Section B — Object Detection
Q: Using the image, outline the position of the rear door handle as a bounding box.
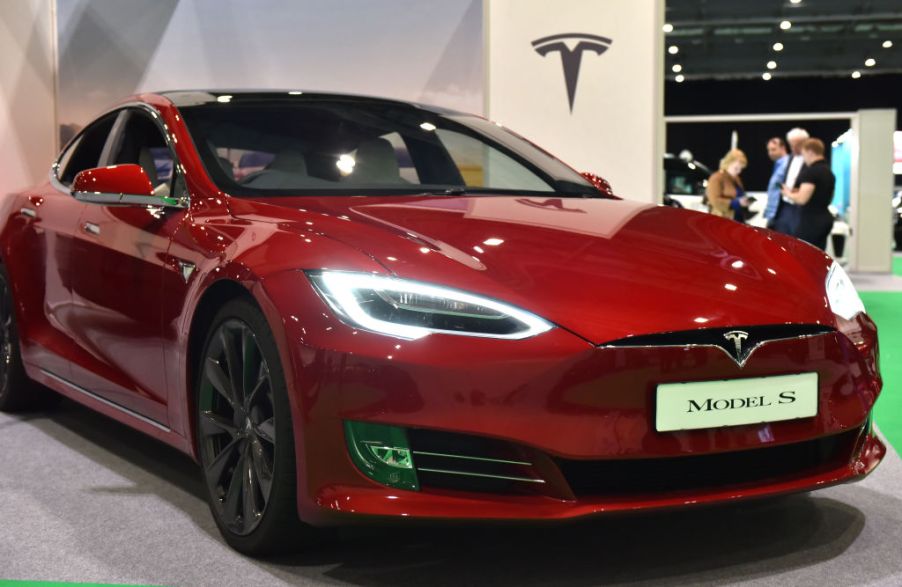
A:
[83,222,100,236]
[20,207,37,219]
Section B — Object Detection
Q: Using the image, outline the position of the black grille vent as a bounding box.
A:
[557,428,857,497]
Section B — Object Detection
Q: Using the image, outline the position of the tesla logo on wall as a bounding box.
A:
[531,33,613,112]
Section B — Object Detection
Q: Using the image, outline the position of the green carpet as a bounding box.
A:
[0,582,158,586]
[862,291,902,450]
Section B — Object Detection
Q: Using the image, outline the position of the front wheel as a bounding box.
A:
[196,297,309,555]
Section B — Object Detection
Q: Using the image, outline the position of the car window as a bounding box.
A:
[109,110,175,198]
[667,173,700,195]
[58,113,118,185]
[178,100,597,197]
[436,129,552,191]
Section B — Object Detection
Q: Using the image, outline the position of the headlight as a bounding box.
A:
[826,262,865,320]
[307,271,553,340]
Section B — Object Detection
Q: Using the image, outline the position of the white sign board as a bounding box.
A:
[485,0,664,202]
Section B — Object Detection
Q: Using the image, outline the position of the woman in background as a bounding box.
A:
[782,138,835,250]
[706,148,751,222]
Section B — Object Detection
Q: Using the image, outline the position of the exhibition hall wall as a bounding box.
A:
[0,0,57,203]
[55,0,485,141]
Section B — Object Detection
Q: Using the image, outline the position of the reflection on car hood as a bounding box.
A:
[233,194,835,344]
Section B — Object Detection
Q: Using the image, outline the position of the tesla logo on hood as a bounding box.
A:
[723,330,750,360]
[531,33,613,112]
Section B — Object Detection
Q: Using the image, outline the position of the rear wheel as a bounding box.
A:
[0,267,57,412]
[196,297,309,555]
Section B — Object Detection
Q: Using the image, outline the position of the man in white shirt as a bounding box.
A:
[770,127,808,236]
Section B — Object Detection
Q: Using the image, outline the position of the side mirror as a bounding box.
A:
[72,164,184,208]
[580,171,617,199]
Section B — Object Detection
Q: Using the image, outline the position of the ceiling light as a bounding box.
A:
[851,70,861,79]
[883,40,893,49]
[865,58,876,67]
[780,20,792,30]
[767,60,777,69]
[789,0,802,4]
[216,95,232,103]
[419,122,437,131]
[762,72,773,80]
[663,23,674,33]
[773,42,784,51]
[668,45,679,55]
[672,64,682,73]
[675,74,685,83]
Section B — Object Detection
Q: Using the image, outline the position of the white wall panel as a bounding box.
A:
[0,0,57,195]
[850,109,896,273]
[55,0,484,138]
[485,0,664,202]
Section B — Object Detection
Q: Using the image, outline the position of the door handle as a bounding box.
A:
[83,222,101,236]
[20,207,37,219]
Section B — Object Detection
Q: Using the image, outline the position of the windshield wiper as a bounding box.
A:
[417,186,468,196]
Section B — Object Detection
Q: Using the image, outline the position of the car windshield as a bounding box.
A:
[177,96,598,197]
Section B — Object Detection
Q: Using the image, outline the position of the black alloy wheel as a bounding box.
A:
[199,318,276,535]
[196,297,307,555]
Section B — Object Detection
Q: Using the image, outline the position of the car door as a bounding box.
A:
[5,114,119,380]
[68,106,187,426]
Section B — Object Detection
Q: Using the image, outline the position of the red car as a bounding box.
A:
[0,91,884,555]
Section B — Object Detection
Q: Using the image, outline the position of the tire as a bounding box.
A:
[0,266,57,412]
[195,297,310,555]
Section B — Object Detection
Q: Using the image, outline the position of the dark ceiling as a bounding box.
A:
[665,0,902,80]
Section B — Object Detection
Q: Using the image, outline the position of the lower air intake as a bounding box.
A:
[557,428,858,497]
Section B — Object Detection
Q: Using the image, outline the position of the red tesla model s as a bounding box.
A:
[0,91,884,554]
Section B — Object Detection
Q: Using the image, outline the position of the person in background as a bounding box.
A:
[781,138,835,250]
[772,127,809,235]
[706,148,751,222]
[763,137,789,229]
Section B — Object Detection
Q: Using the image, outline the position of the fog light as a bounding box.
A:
[344,421,419,490]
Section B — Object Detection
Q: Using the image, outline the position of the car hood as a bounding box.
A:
[232,194,835,344]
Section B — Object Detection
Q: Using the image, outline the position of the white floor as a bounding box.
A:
[2,399,902,586]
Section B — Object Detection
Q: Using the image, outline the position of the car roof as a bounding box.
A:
[156,90,468,116]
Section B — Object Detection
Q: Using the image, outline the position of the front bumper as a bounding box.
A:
[260,272,884,525]
[318,426,884,521]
